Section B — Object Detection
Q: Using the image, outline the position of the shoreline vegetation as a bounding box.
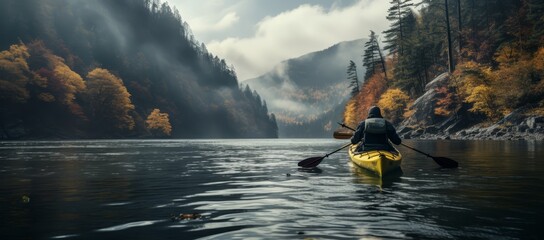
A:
[342,0,544,141]
[0,0,278,140]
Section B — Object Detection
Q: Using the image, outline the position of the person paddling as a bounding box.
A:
[350,106,402,152]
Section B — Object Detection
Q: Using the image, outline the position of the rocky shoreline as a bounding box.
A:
[397,73,544,141]
[399,116,544,140]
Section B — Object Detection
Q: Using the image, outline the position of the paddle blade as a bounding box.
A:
[333,130,353,139]
[432,156,459,168]
[298,156,325,168]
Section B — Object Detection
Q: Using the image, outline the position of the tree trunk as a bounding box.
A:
[445,0,455,73]
[377,42,388,85]
[457,0,462,52]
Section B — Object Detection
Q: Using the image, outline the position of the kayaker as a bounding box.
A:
[350,106,402,151]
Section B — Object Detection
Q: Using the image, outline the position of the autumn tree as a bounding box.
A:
[28,41,85,107]
[347,60,360,96]
[377,88,411,124]
[343,74,388,126]
[452,61,505,120]
[85,68,135,132]
[0,44,33,103]
[0,44,34,137]
[146,108,172,136]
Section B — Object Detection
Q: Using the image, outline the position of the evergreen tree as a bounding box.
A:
[383,0,414,56]
[362,31,387,82]
[347,60,360,96]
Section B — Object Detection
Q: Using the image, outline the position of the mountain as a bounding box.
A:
[244,39,366,137]
[0,0,277,139]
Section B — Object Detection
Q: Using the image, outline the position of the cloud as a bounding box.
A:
[206,0,390,81]
[190,12,240,32]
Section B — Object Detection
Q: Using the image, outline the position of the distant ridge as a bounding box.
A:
[244,39,367,137]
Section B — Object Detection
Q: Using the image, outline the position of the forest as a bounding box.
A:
[343,0,544,130]
[0,0,278,139]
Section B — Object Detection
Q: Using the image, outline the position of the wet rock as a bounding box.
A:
[425,126,439,134]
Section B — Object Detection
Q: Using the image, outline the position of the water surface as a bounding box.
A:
[0,139,542,239]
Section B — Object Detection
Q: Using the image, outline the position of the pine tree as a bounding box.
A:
[362,31,387,82]
[347,60,360,96]
[383,0,414,56]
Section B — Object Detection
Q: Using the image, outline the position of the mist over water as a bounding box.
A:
[0,139,542,239]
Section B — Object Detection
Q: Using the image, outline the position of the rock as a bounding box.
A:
[425,126,439,134]
[402,74,451,127]
[424,72,450,91]
[514,125,528,132]
[397,126,413,135]
[526,117,536,129]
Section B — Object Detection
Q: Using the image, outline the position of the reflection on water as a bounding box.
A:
[349,162,403,189]
[0,139,542,239]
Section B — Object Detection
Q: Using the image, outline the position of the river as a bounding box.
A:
[0,139,542,239]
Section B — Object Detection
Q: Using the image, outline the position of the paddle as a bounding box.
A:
[336,122,459,168]
[298,143,352,168]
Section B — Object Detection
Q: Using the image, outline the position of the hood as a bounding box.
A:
[367,106,383,118]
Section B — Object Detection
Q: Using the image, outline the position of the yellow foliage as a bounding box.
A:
[51,58,85,105]
[377,88,411,124]
[494,44,522,66]
[86,68,135,130]
[0,44,31,103]
[453,61,508,119]
[146,108,172,136]
[343,98,359,128]
[465,85,504,120]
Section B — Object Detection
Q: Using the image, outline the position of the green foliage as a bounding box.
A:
[383,0,415,56]
[350,0,544,126]
[363,31,387,81]
[347,60,360,96]
[0,0,278,139]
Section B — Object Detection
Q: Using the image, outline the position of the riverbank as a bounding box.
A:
[397,73,544,141]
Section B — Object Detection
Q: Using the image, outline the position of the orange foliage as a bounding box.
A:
[343,73,387,126]
[86,68,135,130]
[434,86,458,117]
[28,41,85,106]
[146,108,172,136]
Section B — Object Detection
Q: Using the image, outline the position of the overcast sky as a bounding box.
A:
[169,0,391,81]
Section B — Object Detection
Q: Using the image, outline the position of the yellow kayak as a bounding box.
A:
[348,145,402,177]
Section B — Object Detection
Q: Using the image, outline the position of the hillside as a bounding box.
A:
[0,0,278,139]
[342,0,544,140]
[245,39,365,137]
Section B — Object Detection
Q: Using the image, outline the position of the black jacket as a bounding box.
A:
[350,107,402,150]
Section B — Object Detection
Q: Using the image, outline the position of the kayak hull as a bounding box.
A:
[348,145,402,177]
